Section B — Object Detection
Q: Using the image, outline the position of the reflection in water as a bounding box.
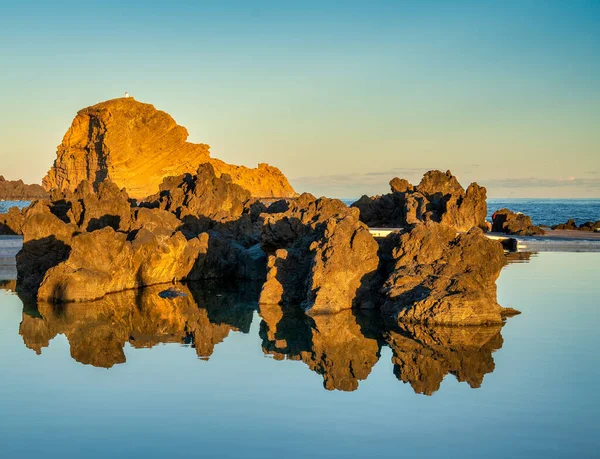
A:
[260,304,382,391]
[386,324,502,395]
[504,251,536,264]
[19,282,258,368]
[12,283,508,394]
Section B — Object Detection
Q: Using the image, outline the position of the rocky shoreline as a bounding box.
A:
[1,97,528,329]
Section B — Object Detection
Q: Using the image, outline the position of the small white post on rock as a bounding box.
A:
[124,92,130,98]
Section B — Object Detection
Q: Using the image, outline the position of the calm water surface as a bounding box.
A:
[0,252,598,458]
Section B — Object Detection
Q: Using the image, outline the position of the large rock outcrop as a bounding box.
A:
[16,174,266,301]
[258,195,379,314]
[352,170,487,232]
[0,176,48,200]
[42,97,296,199]
[380,222,516,326]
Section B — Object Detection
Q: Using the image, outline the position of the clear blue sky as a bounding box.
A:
[0,1,598,197]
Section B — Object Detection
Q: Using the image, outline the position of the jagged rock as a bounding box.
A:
[551,219,578,230]
[36,226,205,302]
[352,170,488,232]
[142,163,252,236]
[579,220,600,232]
[16,205,78,295]
[0,207,25,235]
[43,97,296,199]
[260,193,357,251]
[259,214,379,314]
[0,176,48,200]
[492,208,545,236]
[386,324,504,395]
[380,222,512,326]
[552,219,600,232]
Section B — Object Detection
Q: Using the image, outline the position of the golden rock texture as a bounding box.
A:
[42,98,296,199]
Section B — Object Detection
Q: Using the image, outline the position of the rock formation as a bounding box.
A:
[258,194,379,314]
[15,164,518,328]
[380,223,516,326]
[552,219,600,232]
[352,170,488,232]
[0,206,25,235]
[42,97,296,199]
[0,176,48,200]
[491,208,545,236]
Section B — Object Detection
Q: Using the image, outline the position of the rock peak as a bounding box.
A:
[43,98,296,199]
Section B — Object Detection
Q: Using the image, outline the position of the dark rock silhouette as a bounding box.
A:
[552,219,600,232]
[491,208,545,236]
[352,170,488,232]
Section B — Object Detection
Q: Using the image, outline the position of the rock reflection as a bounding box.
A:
[386,324,503,395]
[260,304,382,391]
[19,282,258,368]
[14,283,508,395]
[504,251,536,264]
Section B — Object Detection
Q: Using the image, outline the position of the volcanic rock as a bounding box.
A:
[259,213,379,314]
[552,219,600,232]
[352,170,487,232]
[0,207,25,235]
[142,162,252,236]
[36,226,205,302]
[0,176,48,200]
[380,222,511,326]
[260,193,357,251]
[42,97,296,199]
[492,208,545,236]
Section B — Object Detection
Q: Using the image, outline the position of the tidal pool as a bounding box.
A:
[0,252,598,458]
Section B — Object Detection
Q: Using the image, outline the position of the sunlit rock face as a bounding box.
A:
[258,194,379,314]
[18,283,257,368]
[42,97,296,199]
[352,170,487,232]
[380,222,513,326]
[15,172,266,301]
[386,324,504,395]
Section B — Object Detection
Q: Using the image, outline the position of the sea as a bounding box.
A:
[1,198,599,458]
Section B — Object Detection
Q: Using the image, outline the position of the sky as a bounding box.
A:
[0,0,599,198]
